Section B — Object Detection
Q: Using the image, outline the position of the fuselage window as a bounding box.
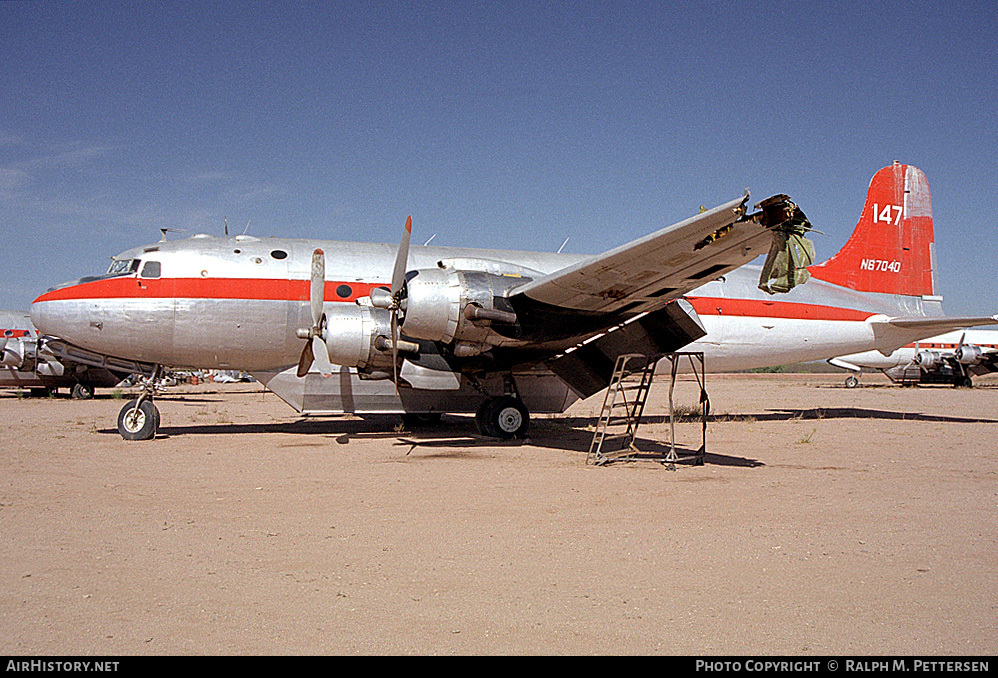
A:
[140,261,162,279]
[336,284,353,299]
[271,250,288,260]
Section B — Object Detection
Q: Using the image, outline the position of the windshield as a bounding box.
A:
[106,259,140,276]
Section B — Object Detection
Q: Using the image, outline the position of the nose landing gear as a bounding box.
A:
[116,366,162,441]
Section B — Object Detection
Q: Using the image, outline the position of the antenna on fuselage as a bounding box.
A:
[557,237,570,254]
[423,234,436,246]
[159,228,185,242]
[242,219,251,236]
[224,216,228,236]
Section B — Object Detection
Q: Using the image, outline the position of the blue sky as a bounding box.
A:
[2,1,996,317]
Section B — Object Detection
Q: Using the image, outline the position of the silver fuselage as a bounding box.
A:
[31,233,943,375]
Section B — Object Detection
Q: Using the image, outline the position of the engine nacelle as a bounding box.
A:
[955,344,984,365]
[401,267,522,348]
[913,350,942,369]
[1,337,29,369]
[320,306,397,371]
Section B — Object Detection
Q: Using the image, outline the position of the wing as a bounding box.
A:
[509,191,777,316]
[496,192,806,398]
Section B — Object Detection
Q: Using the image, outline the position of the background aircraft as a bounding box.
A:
[30,163,996,440]
[830,329,998,387]
[1,310,127,398]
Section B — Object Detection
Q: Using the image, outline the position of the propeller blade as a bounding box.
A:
[310,248,325,326]
[311,334,334,378]
[391,309,400,392]
[296,340,314,378]
[391,216,412,296]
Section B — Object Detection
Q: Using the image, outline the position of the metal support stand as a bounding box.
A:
[587,352,707,469]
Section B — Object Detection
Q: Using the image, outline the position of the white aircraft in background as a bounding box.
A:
[1,310,127,398]
[830,328,998,387]
[30,162,996,440]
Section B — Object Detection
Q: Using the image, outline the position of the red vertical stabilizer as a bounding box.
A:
[808,162,936,297]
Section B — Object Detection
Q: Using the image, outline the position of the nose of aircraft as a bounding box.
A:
[30,281,91,344]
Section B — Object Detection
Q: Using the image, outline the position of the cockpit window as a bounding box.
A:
[140,261,162,279]
[107,259,140,276]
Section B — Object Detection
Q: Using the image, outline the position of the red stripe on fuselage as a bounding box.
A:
[33,277,390,305]
[687,297,875,322]
[34,278,879,323]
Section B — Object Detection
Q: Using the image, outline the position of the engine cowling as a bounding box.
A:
[401,268,522,350]
[1,337,29,369]
[955,344,984,365]
[319,306,399,372]
[913,350,942,369]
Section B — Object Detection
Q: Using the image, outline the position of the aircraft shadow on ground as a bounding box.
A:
[94,405,994,466]
[94,413,763,467]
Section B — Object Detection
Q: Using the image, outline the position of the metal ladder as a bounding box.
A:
[587,352,708,468]
[587,353,659,465]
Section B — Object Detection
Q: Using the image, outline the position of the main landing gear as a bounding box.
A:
[117,366,162,441]
[475,396,530,439]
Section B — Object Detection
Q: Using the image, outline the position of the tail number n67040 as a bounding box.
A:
[860,258,901,272]
[872,203,903,225]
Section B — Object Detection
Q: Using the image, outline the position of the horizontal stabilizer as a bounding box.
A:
[878,314,998,331]
[869,314,998,355]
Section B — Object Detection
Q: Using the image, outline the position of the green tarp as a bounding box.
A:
[757,203,815,295]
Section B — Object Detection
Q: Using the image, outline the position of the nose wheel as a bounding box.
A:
[116,365,162,440]
[117,398,161,440]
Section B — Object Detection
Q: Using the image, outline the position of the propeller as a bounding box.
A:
[389,216,413,388]
[295,248,334,378]
[952,332,968,378]
[370,216,413,389]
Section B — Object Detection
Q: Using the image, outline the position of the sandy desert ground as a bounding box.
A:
[1,372,996,656]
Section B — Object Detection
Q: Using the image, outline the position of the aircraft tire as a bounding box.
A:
[71,382,95,400]
[476,396,529,440]
[844,376,859,389]
[117,398,160,441]
[955,376,973,388]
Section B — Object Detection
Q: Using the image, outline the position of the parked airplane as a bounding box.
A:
[829,328,998,387]
[30,162,996,440]
[1,310,127,398]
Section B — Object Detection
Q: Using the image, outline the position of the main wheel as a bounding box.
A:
[476,397,529,439]
[117,398,160,440]
[71,382,95,400]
